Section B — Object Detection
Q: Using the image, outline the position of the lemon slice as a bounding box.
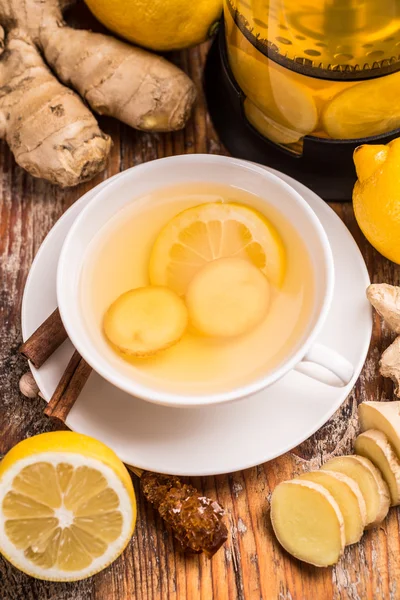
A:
[149,202,286,295]
[322,72,400,139]
[0,432,136,581]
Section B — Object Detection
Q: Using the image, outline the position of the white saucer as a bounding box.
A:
[21,168,372,476]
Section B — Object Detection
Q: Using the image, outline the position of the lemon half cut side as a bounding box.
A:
[0,432,136,581]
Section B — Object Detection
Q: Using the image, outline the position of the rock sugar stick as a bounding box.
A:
[0,0,196,186]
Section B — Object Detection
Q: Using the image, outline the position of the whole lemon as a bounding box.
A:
[353,139,400,264]
[84,0,222,51]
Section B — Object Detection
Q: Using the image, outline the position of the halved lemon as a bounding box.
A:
[0,432,136,581]
[149,202,286,296]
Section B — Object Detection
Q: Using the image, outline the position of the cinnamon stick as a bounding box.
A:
[20,308,68,368]
[21,309,228,556]
[44,350,92,424]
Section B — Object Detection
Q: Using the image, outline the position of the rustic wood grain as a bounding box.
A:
[1,20,400,600]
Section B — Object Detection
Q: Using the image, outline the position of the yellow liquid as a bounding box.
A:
[81,183,315,397]
[225,0,400,148]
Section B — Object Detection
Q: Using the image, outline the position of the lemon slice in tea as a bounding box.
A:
[149,202,286,295]
[0,432,136,581]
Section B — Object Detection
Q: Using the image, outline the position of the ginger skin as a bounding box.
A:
[0,0,196,186]
[367,284,400,334]
[380,337,400,397]
[367,283,400,396]
[0,30,111,186]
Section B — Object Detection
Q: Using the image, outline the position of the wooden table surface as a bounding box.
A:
[1,33,400,600]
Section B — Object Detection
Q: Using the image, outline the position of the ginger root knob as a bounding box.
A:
[367,283,400,396]
[380,337,400,398]
[367,284,400,334]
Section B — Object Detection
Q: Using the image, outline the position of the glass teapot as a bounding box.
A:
[223,0,400,155]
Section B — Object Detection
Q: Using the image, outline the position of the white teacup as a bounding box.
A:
[58,155,353,408]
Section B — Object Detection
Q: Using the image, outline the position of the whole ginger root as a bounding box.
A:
[367,283,400,396]
[0,0,196,186]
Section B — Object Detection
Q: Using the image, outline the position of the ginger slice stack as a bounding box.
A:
[270,401,400,567]
[297,470,367,546]
[355,428,400,506]
[271,283,400,567]
[321,455,390,527]
[271,480,345,567]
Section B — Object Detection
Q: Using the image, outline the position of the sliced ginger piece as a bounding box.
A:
[355,430,400,506]
[186,257,270,338]
[104,286,188,357]
[270,479,345,567]
[227,46,318,134]
[359,401,400,458]
[322,455,390,527]
[244,98,303,145]
[298,470,366,545]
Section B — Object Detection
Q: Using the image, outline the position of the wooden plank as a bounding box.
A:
[1,38,400,600]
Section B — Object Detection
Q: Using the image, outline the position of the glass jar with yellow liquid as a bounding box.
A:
[205,0,400,198]
[226,0,400,149]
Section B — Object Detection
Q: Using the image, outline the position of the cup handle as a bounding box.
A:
[295,342,354,387]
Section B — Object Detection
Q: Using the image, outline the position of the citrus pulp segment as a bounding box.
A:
[149,202,286,296]
[0,432,136,581]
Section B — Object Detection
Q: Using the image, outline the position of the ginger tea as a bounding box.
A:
[80,183,315,397]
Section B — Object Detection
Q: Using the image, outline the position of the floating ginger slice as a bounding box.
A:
[355,430,400,506]
[298,470,366,545]
[104,286,188,357]
[322,455,390,528]
[186,257,270,338]
[270,479,345,567]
